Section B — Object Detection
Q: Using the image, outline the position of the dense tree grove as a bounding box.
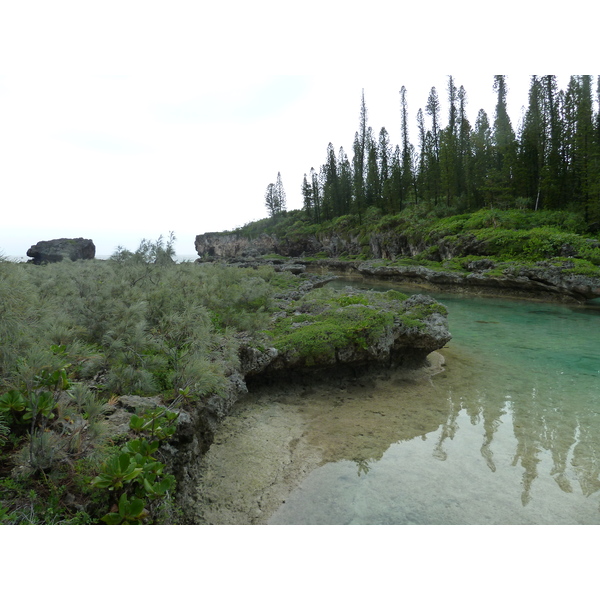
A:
[301,76,600,228]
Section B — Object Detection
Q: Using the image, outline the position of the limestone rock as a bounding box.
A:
[27,238,96,264]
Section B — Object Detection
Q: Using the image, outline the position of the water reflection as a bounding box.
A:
[266,280,600,524]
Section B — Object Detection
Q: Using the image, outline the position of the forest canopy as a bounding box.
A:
[299,76,600,228]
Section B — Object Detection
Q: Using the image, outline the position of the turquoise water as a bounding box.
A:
[269,282,600,524]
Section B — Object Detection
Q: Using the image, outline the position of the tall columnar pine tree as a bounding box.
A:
[264,172,286,218]
[575,75,598,223]
[416,107,428,201]
[471,109,494,207]
[337,147,353,216]
[440,76,459,205]
[518,76,545,208]
[275,172,287,213]
[389,145,403,211]
[378,127,394,212]
[540,75,563,208]
[301,75,599,225]
[322,143,340,221]
[365,127,381,210]
[399,86,414,206]
[491,75,517,203]
[264,183,278,217]
[457,85,472,203]
[301,173,314,220]
[425,86,442,203]
[310,167,322,224]
[353,90,368,222]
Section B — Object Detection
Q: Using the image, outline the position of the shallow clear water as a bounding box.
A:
[268,282,600,524]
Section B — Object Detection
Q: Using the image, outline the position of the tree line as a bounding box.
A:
[299,76,600,227]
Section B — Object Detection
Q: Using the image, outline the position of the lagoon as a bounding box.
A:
[196,281,600,525]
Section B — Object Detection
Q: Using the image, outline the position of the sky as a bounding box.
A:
[0,1,597,258]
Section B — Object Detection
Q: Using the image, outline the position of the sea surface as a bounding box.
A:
[266,280,600,524]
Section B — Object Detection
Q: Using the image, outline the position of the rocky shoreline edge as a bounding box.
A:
[99,272,452,522]
[207,256,600,303]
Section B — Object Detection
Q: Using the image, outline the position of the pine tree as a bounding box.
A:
[337,147,353,216]
[575,76,597,223]
[540,75,563,208]
[492,75,517,203]
[275,172,287,213]
[416,107,427,202]
[352,90,368,221]
[518,76,545,208]
[471,109,494,207]
[389,145,403,211]
[560,79,580,214]
[457,85,472,204]
[365,128,381,209]
[322,143,340,220]
[378,127,394,212]
[264,183,278,218]
[440,76,459,205]
[301,173,313,220]
[265,172,286,218]
[425,86,442,203]
[400,86,414,206]
[310,167,322,223]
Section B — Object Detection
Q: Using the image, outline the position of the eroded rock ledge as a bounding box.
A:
[154,282,451,520]
[215,256,600,302]
[351,260,600,302]
[195,231,600,302]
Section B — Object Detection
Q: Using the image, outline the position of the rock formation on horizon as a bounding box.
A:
[27,238,96,264]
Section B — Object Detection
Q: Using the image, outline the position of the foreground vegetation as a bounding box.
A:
[0,236,299,524]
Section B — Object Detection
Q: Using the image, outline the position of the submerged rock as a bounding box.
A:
[27,238,96,264]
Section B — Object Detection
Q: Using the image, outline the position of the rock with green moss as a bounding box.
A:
[247,288,451,377]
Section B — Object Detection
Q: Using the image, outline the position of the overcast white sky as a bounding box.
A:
[0,1,597,257]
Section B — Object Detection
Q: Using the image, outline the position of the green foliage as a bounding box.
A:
[267,289,402,365]
[101,492,147,525]
[384,290,409,301]
[0,412,9,447]
[128,408,178,440]
[1,234,306,524]
[91,451,145,491]
[335,294,369,307]
[0,390,27,426]
[91,407,177,524]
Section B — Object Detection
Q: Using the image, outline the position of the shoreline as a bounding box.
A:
[193,352,447,525]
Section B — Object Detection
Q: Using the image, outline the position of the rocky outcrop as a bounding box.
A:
[195,232,280,259]
[194,230,475,262]
[145,284,452,521]
[27,238,96,264]
[241,290,451,384]
[353,260,600,302]
[195,231,360,259]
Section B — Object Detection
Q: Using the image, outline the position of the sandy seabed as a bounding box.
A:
[193,352,448,525]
